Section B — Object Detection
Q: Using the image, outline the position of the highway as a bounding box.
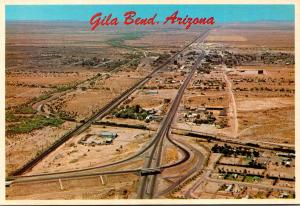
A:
[10,50,206,191]
[8,30,209,184]
[9,138,192,185]
[137,51,205,199]
[11,30,210,176]
[157,133,206,197]
[7,27,295,199]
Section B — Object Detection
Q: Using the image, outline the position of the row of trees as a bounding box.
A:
[112,104,149,120]
[211,144,259,157]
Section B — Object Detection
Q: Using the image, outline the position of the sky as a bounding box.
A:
[6,5,294,23]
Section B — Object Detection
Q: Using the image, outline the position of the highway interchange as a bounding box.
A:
[6,29,295,199]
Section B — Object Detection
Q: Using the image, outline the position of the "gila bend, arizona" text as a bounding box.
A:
[90,10,215,30]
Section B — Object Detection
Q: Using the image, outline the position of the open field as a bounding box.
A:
[6,85,52,108]
[207,24,294,50]
[6,173,139,199]
[125,30,199,49]
[228,65,295,144]
[5,22,295,200]
[27,126,151,175]
[6,121,77,176]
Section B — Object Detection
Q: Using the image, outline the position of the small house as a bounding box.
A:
[145,90,158,95]
[99,131,117,139]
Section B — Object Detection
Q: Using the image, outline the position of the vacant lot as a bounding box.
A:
[207,26,294,49]
[6,121,77,176]
[27,126,151,175]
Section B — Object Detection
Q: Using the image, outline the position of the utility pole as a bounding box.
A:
[99,175,105,185]
[58,179,64,190]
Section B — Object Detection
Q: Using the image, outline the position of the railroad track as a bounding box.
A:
[8,32,208,188]
[11,30,209,177]
[9,133,192,184]
[173,128,295,152]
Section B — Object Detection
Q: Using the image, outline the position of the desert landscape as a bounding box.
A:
[5,19,295,200]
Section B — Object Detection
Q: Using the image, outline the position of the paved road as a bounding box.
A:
[12,31,208,177]
[184,170,212,198]
[8,31,210,187]
[157,134,206,197]
[137,48,207,199]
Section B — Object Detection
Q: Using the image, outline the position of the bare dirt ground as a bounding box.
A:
[128,89,178,109]
[6,71,98,109]
[183,90,229,108]
[6,71,96,86]
[6,85,52,108]
[6,173,139,199]
[54,89,114,121]
[161,142,180,166]
[203,25,295,144]
[237,106,294,144]
[125,30,199,49]
[230,66,295,144]
[6,121,77,176]
[27,126,152,175]
[207,26,294,49]
[6,22,187,178]
[5,22,295,200]
[175,67,232,136]
[237,97,294,112]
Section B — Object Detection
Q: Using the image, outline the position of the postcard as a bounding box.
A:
[1,1,299,204]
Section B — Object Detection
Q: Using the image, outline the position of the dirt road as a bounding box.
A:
[223,71,238,137]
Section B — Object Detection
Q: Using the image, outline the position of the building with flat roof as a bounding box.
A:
[99,131,117,139]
